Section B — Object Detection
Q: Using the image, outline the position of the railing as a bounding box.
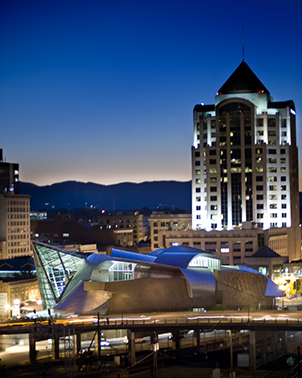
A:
[1,312,302,334]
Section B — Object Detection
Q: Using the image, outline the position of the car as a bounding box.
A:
[100,337,110,347]
[123,336,146,344]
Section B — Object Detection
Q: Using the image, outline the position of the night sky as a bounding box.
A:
[1,0,302,188]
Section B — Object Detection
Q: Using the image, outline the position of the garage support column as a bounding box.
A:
[76,332,81,354]
[249,331,257,370]
[52,332,60,360]
[194,330,200,353]
[283,331,288,356]
[271,332,277,362]
[172,331,180,352]
[29,333,37,363]
[260,334,267,365]
[127,330,136,365]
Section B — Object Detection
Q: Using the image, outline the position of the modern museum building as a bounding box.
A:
[32,241,281,315]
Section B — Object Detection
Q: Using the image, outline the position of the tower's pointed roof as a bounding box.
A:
[218,60,270,95]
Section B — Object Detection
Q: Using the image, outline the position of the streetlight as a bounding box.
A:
[12,298,21,318]
[5,304,10,319]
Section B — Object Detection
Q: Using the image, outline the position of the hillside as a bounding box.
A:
[19,180,192,211]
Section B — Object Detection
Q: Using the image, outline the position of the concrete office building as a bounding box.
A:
[98,213,145,246]
[190,60,300,261]
[0,194,31,259]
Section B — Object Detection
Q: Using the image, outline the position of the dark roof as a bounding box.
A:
[218,61,270,95]
[193,104,215,113]
[268,100,295,110]
[251,245,281,258]
[0,257,35,271]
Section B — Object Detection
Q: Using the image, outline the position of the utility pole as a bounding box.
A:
[97,312,101,369]
[229,330,233,378]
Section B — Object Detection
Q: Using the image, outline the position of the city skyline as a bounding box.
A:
[1,0,302,189]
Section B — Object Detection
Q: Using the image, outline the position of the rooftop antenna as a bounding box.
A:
[242,26,245,61]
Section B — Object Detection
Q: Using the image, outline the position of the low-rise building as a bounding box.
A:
[98,212,144,245]
[149,211,191,250]
[157,225,297,265]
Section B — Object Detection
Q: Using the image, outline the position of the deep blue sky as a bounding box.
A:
[1,0,302,188]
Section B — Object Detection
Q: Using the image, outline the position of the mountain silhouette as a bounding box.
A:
[19,180,191,211]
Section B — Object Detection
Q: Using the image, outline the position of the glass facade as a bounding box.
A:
[108,261,136,281]
[188,255,221,271]
[32,241,86,309]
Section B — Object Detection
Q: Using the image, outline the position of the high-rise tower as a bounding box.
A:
[0,149,19,194]
[191,61,299,259]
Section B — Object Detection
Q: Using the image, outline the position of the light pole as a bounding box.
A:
[12,298,20,318]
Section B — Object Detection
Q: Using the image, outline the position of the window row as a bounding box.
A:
[8,200,29,206]
[8,221,28,226]
[8,208,29,213]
